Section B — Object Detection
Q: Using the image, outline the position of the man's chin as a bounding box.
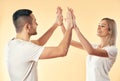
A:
[30,32,37,35]
[33,32,37,35]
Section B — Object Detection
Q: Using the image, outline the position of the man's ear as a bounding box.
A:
[24,23,31,32]
[24,23,31,30]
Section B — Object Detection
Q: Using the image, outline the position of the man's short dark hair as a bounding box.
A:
[13,9,32,33]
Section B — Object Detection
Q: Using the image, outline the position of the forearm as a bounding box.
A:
[70,40,84,49]
[74,27,94,53]
[61,25,83,49]
[61,24,66,34]
[58,27,73,56]
[37,23,58,45]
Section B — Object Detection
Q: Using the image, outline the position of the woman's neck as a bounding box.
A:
[99,36,110,48]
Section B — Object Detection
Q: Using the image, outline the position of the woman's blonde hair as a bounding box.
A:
[101,18,117,46]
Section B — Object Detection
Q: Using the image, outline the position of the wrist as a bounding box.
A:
[61,23,64,27]
[74,26,79,30]
[67,26,73,30]
[53,22,58,27]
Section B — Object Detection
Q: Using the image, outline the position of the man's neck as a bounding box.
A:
[16,33,30,41]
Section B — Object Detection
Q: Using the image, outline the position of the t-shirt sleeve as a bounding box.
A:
[103,46,118,58]
[22,42,44,62]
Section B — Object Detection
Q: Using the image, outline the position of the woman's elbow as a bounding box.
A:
[87,50,95,55]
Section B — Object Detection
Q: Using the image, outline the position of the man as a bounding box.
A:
[6,7,74,81]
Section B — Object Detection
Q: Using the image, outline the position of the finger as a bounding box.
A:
[64,18,66,22]
[66,10,72,19]
[56,6,62,14]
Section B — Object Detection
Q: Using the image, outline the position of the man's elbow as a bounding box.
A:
[59,49,68,57]
[61,52,67,57]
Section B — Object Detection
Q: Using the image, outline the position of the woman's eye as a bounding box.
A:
[101,26,105,27]
[99,25,105,27]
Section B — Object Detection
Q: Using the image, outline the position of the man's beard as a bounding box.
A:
[29,31,37,35]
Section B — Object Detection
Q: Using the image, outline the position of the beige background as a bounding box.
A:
[0,0,120,81]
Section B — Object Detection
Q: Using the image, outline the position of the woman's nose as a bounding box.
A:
[98,25,100,29]
[36,22,38,26]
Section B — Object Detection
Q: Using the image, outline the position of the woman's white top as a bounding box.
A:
[86,44,118,81]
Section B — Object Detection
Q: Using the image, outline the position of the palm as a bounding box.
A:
[66,8,74,28]
[56,7,63,26]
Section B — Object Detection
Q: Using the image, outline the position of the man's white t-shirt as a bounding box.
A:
[86,44,118,81]
[6,39,44,81]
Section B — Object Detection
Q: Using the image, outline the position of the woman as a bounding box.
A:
[61,10,118,81]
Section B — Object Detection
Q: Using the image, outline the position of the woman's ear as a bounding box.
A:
[109,31,112,35]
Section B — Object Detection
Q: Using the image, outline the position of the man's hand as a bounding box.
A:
[55,7,63,26]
